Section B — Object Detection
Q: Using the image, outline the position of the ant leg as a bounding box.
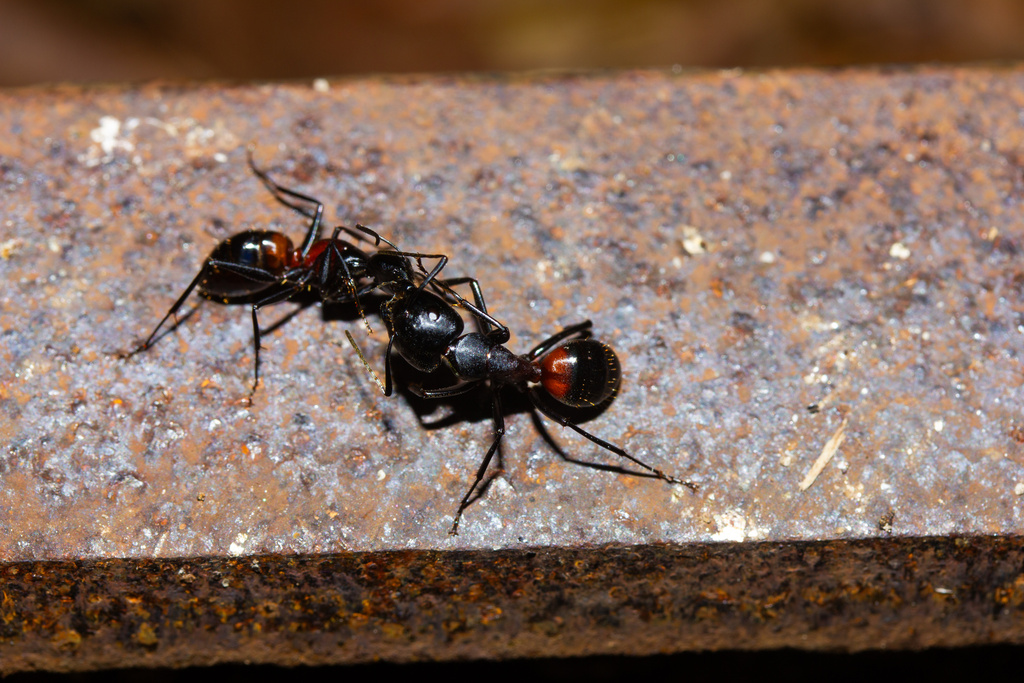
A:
[204,259,286,286]
[450,391,506,536]
[377,248,506,333]
[345,331,396,396]
[349,242,500,335]
[124,267,210,357]
[367,248,449,292]
[336,223,399,250]
[413,251,447,288]
[438,276,509,342]
[382,250,508,336]
[528,391,698,491]
[409,379,482,400]
[246,149,324,258]
[127,260,284,359]
[246,283,306,398]
[328,223,399,250]
[525,320,594,361]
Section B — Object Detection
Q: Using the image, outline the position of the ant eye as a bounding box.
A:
[428,310,440,322]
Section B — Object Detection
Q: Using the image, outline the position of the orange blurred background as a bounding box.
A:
[3,0,1024,86]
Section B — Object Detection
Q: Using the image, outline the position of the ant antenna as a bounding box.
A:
[327,226,374,335]
[345,330,389,395]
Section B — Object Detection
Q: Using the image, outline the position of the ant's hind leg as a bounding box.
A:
[525,320,594,361]
[123,267,210,358]
[529,391,698,491]
[450,392,506,536]
[126,260,283,360]
[246,149,324,257]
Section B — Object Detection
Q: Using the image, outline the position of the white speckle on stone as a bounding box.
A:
[889,242,911,260]
[228,532,248,556]
[681,226,707,255]
[711,509,747,542]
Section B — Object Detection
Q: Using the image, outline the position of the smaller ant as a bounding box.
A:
[347,282,698,535]
[124,150,499,399]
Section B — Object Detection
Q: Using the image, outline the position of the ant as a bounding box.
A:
[124,150,500,399]
[346,280,698,535]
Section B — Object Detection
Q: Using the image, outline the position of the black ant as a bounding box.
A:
[124,151,500,399]
[346,281,698,535]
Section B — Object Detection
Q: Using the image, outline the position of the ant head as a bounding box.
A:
[369,251,414,286]
[385,288,465,373]
[539,339,621,408]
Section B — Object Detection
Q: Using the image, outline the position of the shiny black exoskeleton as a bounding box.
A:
[124,151,486,399]
[350,283,696,535]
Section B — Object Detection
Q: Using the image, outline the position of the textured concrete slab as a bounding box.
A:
[1,67,1024,669]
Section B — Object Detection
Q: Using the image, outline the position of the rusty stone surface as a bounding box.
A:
[1,68,1024,667]
[4,538,1024,673]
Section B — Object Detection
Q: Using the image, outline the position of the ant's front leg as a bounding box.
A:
[365,244,506,338]
[320,234,374,334]
[379,247,506,333]
[343,223,400,250]
[438,276,510,343]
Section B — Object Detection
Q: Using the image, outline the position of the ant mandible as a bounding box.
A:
[124,149,496,400]
[346,281,698,535]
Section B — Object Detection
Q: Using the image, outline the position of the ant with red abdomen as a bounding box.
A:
[123,150,499,400]
[346,281,698,535]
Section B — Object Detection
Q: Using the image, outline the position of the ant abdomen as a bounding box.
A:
[539,339,621,408]
[212,230,295,271]
[200,230,295,301]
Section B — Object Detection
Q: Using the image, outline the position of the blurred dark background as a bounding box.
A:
[3,0,1024,86]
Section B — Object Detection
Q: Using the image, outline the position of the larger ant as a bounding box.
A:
[124,151,499,399]
[346,280,698,535]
